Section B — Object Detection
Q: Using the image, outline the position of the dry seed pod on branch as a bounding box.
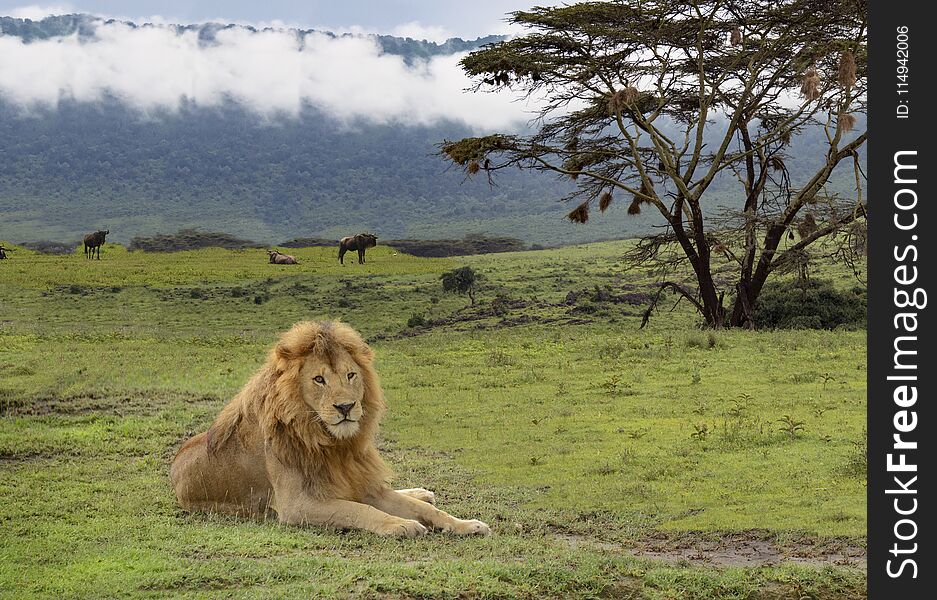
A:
[840,113,857,132]
[607,86,640,115]
[599,191,613,212]
[627,181,653,215]
[800,67,821,101]
[567,202,590,223]
[838,51,856,90]
[730,26,742,46]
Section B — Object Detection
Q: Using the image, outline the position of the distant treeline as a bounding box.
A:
[21,230,529,257]
[279,235,526,256]
[278,238,337,248]
[383,235,526,257]
[19,240,78,255]
[127,229,265,252]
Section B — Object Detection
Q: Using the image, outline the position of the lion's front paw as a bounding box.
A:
[380,518,428,538]
[406,488,436,504]
[445,519,491,536]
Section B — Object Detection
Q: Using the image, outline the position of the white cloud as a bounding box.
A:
[390,21,453,43]
[0,18,539,130]
[6,4,73,19]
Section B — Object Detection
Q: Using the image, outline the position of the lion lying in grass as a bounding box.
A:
[170,321,490,537]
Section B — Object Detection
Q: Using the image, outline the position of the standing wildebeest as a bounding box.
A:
[268,250,299,265]
[83,230,109,260]
[338,233,378,265]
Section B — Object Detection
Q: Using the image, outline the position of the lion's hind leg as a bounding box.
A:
[170,432,270,519]
[395,488,435,504]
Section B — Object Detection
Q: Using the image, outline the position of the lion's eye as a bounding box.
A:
[347,372,356,381]
[313,375,326,385]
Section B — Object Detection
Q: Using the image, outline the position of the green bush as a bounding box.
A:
[440,266,478,304]
[753,279,866,330]
[407,313,427,328]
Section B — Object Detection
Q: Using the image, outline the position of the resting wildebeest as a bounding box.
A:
[83,230,109,260]
[268,250,299,265]
[0,245,9,259]
[338,233,378,265]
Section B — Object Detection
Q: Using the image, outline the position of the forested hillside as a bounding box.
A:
[0,15,865,247]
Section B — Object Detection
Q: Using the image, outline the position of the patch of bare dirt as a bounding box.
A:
[0,451,49,464]
[370,310,594,343]
[0,390,221,417]
[555,530,865,569]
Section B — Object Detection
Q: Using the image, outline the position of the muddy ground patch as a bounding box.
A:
[0,389,221,417]
[556,529,865,569]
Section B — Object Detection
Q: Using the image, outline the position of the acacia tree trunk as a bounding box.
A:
[666,204,727,329]
[729,224,781,327]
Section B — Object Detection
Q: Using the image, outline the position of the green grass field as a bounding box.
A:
[0,241,866,599]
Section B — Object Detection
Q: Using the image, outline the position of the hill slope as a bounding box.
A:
[0,14,864,246]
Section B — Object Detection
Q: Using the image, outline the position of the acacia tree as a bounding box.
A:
[440,0,866,328]
[441,266,478,305]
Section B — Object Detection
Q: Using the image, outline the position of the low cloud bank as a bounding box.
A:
[0,17,537,129]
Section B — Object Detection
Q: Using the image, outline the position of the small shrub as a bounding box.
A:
[707,332,718,349]
[591,463,618,476]
[753,279,866,330]
[691,423,710,441]
[778,414,806,439]
[407,313,427,328]
[599,340,628,359]
[843,434,867,477]
[487,348,517,366]
[601,374,621,394]
[686,331,720,350]
[690,368,702,385]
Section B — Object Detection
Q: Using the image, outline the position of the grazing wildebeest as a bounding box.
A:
[268,250,299,265]
[338,233,378,265]
[83,230,109,260]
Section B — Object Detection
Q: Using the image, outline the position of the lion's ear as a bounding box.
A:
[274,321,323,361]
[351,340,374,365]
[331,322,374,365]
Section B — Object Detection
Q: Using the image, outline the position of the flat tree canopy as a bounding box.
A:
[441,266,478,304]
[441,0,866,328]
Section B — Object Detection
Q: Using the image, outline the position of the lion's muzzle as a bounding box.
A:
[334,402,356,418]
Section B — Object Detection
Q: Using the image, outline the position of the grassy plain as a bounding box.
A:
[0,240,866,599]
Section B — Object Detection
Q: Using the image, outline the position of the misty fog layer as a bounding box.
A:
[0,17,535,129]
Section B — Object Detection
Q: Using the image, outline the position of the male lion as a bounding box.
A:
[170,321,490,537]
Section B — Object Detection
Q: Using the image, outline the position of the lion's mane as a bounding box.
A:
[194,321,390,501]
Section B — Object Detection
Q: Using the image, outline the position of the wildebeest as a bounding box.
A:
[83,230,109,260]
[268,250,299,265]
[338,233,378,264]
[0,245,9,259]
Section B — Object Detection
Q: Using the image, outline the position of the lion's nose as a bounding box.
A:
[334,402,355,417]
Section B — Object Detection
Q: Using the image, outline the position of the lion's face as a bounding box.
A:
[298,347,366,440]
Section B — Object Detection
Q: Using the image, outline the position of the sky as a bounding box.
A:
[0,2,570,129]
[0,1,563,40]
